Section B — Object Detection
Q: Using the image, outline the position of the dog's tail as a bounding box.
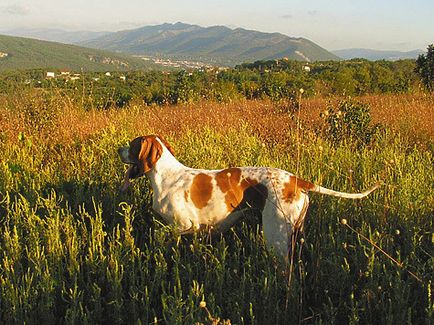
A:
[309,182,381,199]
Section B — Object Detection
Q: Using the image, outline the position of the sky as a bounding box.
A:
[0,0,433,51]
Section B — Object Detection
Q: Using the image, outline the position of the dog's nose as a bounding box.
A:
[118,147,133,164]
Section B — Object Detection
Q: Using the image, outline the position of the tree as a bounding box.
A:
[415,44,434,91]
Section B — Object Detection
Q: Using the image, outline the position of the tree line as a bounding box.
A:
[0,57,428,109]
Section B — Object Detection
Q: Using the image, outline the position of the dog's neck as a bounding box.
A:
[146,144,188,193]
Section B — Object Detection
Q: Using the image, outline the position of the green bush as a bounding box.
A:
[322,99,381,146]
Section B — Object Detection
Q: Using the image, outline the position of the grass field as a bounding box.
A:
[0,89,433,324]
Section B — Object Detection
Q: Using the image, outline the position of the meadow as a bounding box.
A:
[0,88,433,324]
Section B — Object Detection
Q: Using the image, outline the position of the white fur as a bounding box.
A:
[121,136,378,261]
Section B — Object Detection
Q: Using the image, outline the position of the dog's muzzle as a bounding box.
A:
[118,147,133,164]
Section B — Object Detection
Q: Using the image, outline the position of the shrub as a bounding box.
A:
[322,99,380,146]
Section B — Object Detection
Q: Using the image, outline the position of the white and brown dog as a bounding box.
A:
[119,135,379,260]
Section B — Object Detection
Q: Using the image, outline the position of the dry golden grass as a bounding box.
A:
[299,93,434,142]
[364,93,434,143]
[1,92,432,147]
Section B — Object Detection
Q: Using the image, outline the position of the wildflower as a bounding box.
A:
[18,132,25,141]
[299,88,305,94]
[318,145,323,151]
[199,301,207,308]
[341,218,348,225]
[395,229,400,235]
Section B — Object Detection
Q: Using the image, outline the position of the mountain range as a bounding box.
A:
[77,22,339,65]
[1,27,111,45]
[0,23,424,71]
[0,34,153,72]
[332,48,423,61]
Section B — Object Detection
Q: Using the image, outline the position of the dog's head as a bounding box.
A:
[118,135,174,191]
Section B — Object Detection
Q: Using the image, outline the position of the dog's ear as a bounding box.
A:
[138,136,163,173]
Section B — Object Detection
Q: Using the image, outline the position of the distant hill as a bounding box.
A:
[0,34,153,72]
[80,22,339,65]
[332,48,423,61]
[1,28,111,44]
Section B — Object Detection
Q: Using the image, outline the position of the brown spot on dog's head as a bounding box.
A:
[118,134,174,190]
[127,135,163,176]
[282,176,315,203]
[190,173,213,209]
[216,168,267,212]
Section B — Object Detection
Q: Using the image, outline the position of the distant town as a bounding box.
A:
[40,55,228,82]
[135,55,217,70]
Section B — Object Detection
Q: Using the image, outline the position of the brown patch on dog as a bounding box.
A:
[128,135,163,176]
[190,173,213,209]
[184,190,189,202]
[216,168,267,212]
[282,176,315,203]
[215,168,242,209]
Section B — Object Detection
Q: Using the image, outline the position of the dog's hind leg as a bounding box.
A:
[262,205,292,263]
[262,195,310,263]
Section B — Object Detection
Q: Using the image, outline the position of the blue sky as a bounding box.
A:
[0,0,432,51]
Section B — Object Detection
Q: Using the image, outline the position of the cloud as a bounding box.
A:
[307,10,318,16]
[281,14,293,20]
[2,3,30,15]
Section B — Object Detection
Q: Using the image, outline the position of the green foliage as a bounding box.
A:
[415,44,434,91]
[0,58,419,109]
[0,34,154,72]
[322,99,380,146]
[0,101,433,323]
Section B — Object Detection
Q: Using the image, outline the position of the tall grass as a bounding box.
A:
[0,90,433,324]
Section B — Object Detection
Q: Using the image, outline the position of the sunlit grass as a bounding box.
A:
[0,90,433,323]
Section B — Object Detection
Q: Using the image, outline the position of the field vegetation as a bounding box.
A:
[0,68,433,323]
